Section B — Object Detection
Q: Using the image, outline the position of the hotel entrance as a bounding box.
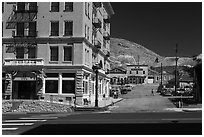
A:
[13,81,37,99]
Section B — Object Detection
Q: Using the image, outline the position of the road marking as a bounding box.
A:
[20,117,58,120]
[162,118,202,121]
[3,119,47,122]
[2,123,34,126]
[39,114,70,117]
[93,111,111,113]
[2,128,18,131]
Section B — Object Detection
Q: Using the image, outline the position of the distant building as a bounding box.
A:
[2,2,114,106]
[179,73,193,88]
[126,65,148,84]
[109,67,127,85]
[148,68,174,85]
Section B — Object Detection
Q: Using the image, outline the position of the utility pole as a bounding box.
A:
[95,69,98,107]
[160,62,163,87]
[92,63,101,107]
[175,44,178,94]
[137,55,140,65]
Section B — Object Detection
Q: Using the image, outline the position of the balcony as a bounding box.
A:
[103,14,110,23]
[4,58,44,70]
[92,18,102,28]
[103,32,110,40]
[12,30,38,37]
[94,40,101,49]
[13,4,38,13]
[93,2,102,8]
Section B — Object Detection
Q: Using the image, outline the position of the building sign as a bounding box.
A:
[4,59,44,66]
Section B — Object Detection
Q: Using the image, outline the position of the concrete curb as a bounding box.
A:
[182,108,202,112]
[73,98,124,112]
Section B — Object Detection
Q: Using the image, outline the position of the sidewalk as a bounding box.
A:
[73,97,123,111]
[182,104,202,112]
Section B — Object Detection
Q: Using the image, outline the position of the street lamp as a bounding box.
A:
[92,63,102,107]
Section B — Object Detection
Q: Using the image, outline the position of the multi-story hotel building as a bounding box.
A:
[2,2,114,105]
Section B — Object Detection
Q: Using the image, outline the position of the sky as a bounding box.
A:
[110,2,202,57]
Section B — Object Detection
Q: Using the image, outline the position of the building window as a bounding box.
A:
[28,46,36,58]
[45,80,58,93]
[51,2,59,12]
[91,81,95,95]
[83,81,88,94]
[87,2,90,19]
[28,22,37,37]
[2,2,4,13]
[64,46,72,61]
[64,21,73,36]
[64,2,73,12]
[99,81,102,95]
[16,47,24,59]
[50,46,58,61]
[16,22,24,36]
[85,2,88,16]
[17,2,25,11]
[87,26,89,40]
[85,25,87,38]
[50,21,59,36]
[62,80,75,94]
[143,71,145,74]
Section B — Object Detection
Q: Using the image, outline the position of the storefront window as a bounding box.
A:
[62,80,75,94]
[92,82,95,95]
[45,80,58,93]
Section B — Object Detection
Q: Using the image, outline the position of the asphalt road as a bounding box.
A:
[3,110,202,135]
[20,112,202,135]
[109,84,176,112]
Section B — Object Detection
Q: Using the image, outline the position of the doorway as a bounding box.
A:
[13,81,36,99]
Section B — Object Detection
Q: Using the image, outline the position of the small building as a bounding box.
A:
[126,65,148,84]
[148,69,174,85]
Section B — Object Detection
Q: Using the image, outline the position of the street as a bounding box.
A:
[109,84,176,113]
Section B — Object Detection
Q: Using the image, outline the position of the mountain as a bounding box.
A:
[110,38,199,69]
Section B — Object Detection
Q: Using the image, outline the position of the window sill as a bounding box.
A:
[63,10,73,12]
[63,35,73,37]
[49,10,59,12]
[49,35,59,37]
[49,61,58,64]
[62,61,72,64]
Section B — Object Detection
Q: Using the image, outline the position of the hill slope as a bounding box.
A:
[110,38,198,69]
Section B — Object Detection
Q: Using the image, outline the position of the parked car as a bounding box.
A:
[120,86,128,94]
[176,88,185,96]
[125,85,132,92]
[161,88,172,96]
